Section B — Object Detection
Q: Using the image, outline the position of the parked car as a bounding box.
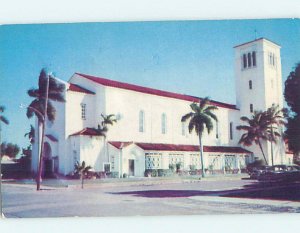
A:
[258,165,300,182]
[248,165,271,179]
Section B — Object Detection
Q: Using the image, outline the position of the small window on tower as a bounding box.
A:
[250,104,253,113]
[81,103,86,120]
[247,53,252,67]
[252,51,256,66]
[243,54,247,69]
[249,80,252,90]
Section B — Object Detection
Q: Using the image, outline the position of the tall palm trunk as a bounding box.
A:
[81,172,84,189]
[258,139,268,165]
[36,76,49,191]
[37,121,46,190]
[199,133,205,178]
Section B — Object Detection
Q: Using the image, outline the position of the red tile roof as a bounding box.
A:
[109,141,133,149]
[69,128,99,136]
[68,83,95,95]
[74,73,238,110]
[108,141,252,154]
[45,134,58,142]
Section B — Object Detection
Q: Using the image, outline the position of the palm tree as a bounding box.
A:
[0,105,9,217]
[264,104,286,165]
[27,68,65,190]
[74,161,92,189]
[236,107,285,165]
[181,97,218,178]
[95,114,117,164]
[101,114,117,127]
[24,124,35,144]
[0,106,9,158]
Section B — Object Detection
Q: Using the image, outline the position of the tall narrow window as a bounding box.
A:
[229,122,233,140]
[139,110,145,132]
[249,80,252,90]
[243,54,247,68]
[252,51,256,66]
[250,104,253,113]
[181,122,186,136]
[216,121,219,139]
[247,53,252,67]
[161,113,167,134]
[81,103,86,120]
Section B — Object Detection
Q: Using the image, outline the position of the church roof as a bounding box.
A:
[73,73,238,110]
[69,128,100,136]
[108,141,252,154]
[68,83,95,95]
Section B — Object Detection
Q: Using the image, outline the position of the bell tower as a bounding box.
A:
[234,38,285,164]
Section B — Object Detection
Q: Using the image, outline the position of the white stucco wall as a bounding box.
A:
[103,85,239,147]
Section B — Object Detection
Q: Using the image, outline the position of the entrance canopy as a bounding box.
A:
[108,141,252,154]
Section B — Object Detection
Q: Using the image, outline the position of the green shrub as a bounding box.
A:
[169,164,175,172]
[109,172,119,178]
[151,169,158,177]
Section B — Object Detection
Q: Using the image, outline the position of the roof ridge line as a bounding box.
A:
[74,72,238,110]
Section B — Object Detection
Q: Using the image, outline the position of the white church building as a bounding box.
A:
[32,38,290,177]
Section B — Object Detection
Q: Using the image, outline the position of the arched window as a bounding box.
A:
[249,80,252,90]
[161,113,167,134]
[243,54,247,68]
[247,53,252,67]
[139,110,145,132]
[252,51,256,66]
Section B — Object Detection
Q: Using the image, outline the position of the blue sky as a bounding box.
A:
[0,19,299,155]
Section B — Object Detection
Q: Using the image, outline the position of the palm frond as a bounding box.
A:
[0,116,9,125]
[204,110,218,122]
[199,97,210,109]
[47,101,56,122]
[27,88,40,98]
[181,112,193,122]
[0,105,5,112]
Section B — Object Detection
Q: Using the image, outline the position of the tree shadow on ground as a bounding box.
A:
[110,181,300,201]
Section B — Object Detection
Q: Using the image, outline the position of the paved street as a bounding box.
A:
[2,178,300,218]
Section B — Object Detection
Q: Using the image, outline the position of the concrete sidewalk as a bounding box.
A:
[2,174,249,189]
